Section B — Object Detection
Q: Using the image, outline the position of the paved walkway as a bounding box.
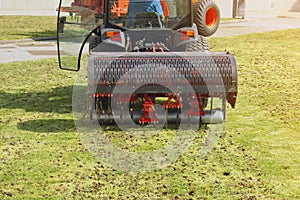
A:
[0,39,57,63]
[213,17,300,37]
[0,15,300,63]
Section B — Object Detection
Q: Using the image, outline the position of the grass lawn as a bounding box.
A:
[0,16,57,40]
[0,15,238,41]
[0,29,299,199]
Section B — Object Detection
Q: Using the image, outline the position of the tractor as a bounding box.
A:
[57,0,238,128]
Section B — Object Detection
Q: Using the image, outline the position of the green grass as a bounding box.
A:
[209,28,300,198]
[0,29,300,199]
[0,16,57,40]
[0,15,241,41]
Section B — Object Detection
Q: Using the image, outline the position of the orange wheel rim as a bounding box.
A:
[205,7,218,28]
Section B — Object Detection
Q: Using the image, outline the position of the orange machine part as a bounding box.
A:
[205,7,218,28]
[111,0,129,17]
[111,0,169,17]
[71,0,103,9]
[160,0,169,16]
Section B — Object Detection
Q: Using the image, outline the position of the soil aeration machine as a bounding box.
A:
[57,0,238,127]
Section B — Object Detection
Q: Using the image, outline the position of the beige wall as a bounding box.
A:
[0,0,299,18]
[0,0,59,11]
[290,0,300,11]
[214,0,299,19]
[1,0,235,17]
[244,0,298,18]
[215,0,234,18]
[245,0,296,12]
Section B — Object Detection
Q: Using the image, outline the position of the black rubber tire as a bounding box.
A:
[89,35,101,52]
[185,35,209,52]
[185,35,209,111]
[193,0,220,37]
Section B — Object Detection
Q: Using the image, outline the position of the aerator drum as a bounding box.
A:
[88,52,237,127]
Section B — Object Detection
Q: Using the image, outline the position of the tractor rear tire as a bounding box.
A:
[89,35,101,52]
[185,35,209,118]
[185,36,209,52]
[193,0,220,37]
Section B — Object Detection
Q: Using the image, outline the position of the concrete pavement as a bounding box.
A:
[213,16,300,38]
[0,39,57,63]
[0,14,300,63]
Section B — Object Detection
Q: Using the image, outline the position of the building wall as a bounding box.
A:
[245,0,296,12]
[207,0,298,19]
[244,0,298,18]
[1,0,234,17]
[0,0,60,11]
[0,0,299,18]
[215,0,234,18]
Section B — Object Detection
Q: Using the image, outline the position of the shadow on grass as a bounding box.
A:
[17,119,75,133]
[15,31,57,40]
[0,86,73,114]
[0,86,81,132]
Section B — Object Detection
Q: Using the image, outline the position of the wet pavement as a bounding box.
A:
[0,14,300,63]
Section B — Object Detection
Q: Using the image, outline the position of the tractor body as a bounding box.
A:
[57,0,237,127]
